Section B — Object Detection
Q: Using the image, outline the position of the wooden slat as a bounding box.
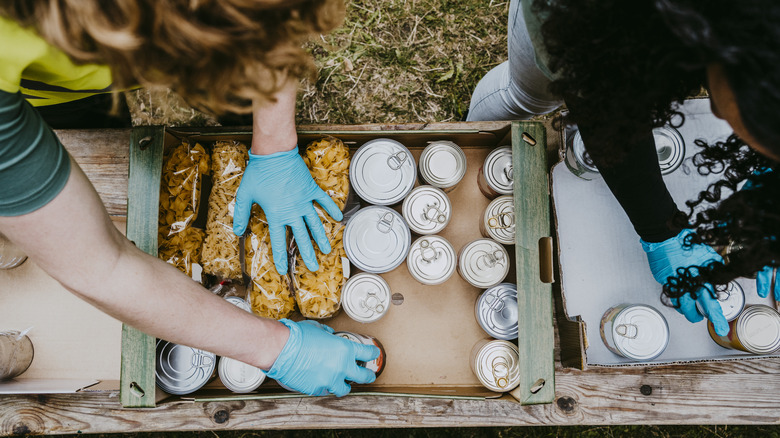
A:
[511,122,555,405]
[119,126,165,408]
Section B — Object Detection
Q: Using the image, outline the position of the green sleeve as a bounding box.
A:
[0,90,71,216]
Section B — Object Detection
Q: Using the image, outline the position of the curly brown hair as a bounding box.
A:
[0,0,345,114]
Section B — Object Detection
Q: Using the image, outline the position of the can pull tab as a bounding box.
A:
[422,202,447,224]
[419,239,440,263]
[376,212,395,234]
[491,356,510,389]
[476,250,506,271]
[503,163,514,182]
[387,151,408,170]
[615,323,639,339]
[488,212,515,229]
[360,289,386,315]
[484,290,506,312]
[715,287,733,302]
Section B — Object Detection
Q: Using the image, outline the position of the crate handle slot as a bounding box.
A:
[538,237,554,284]
[128,381,146,398]
[530,378,546,394]
[138,136,154,151]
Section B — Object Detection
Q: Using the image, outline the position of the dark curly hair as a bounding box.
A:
[533,0,780,299]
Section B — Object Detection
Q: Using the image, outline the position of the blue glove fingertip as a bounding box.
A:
[713,319,730,337]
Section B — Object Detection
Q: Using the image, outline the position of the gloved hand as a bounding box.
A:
[641,228,730,335]
[233,149,343,274]
[267,319,380,397]
[756,266,780,301]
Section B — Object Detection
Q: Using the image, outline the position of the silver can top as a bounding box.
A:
[695,282,746,322]
[475,283,518,340]
[344,206,411,274]
[483,146,514,195]
[407,235,457,285]
[218,357,266,393]
[736,305,780,354]
[350,138,417,205]
[458,239,510,289]
[611,305,669,361]
[224,296,252,313]
[333,331,363,344]
[570,130,599,173]
[402,186,452,235]
[653,126,685,175]
[419,140,467,189]
[341,273,392,323]
[483,195,516,245]
[473,340,520,392]
[155,340,216,395]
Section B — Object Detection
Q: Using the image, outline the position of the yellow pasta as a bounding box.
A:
[303,136,350,210]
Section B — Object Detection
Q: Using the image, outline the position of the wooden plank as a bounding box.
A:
[119,126,165,408]
[511,122,555,405]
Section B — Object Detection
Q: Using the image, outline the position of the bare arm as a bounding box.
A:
[251,79,299,155]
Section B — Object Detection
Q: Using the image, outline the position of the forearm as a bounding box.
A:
[251,80,299,155]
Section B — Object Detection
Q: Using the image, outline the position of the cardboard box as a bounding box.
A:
[120,122,555,407]
[552,98,780,367]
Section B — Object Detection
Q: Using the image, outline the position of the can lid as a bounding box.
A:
[653,126,685,175]
[419,141,467,188]
[350,139,416,205]
[696,282,745,322]
[344,206,411,274]
[476,283,518,340]
[407,235,457,285]
[474,340,520,392]
[737,305,780,354]
[224,296,252,313]
[612,305,669,361]
[218,357,266,393]
[155,340,216,395]
[459,239,510,288]
[483,196,515,245]
[333,331,363,344]
[402,186,452,235]
[483,147,514,195]
[342,273,392,323]
[571,131,599,173]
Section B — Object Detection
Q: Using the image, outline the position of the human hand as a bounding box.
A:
[233,149,343,274]
[756,266,780,301]
[266,319,380,396]
[641,229,730,335]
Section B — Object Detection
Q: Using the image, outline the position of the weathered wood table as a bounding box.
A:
[1,125,778,435]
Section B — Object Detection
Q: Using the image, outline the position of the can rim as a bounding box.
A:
[349,138,417,205]
[407,235,457,285]
[653,126,686,175]
[737,305,780,354]
[419,141,467,188]
[611,305,669,361]
[482,195,515,245]
[217,357,266,393]
[475,283,519,340]
[402,186,452,235]
[473,340,520,392]
[458,239,510,288]
[344,206,411,274]
[155,340,216,395]
[571,131,599,173]
[483,146,513,195]
[341,273,392,323]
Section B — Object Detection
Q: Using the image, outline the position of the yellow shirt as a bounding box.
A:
[0,16,112,106]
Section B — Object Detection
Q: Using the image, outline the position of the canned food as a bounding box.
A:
[475,283,518,340]
[401,186,452,235]
[653,126,685,175]
[418,140,467,192]
[708,304,780,354]
[343,206,411,274]
[480,195,516,245]
[458,239,510,289]
[0,330,34,380]
[477,146,513,199]
[341,273,392,323]
[350,138,417,205]
[407,235,457,285]
[217,356,266,393]
[695,282,746,322]
[333,331,386,377]
[156,340,217,395]
[564,129,599,180]
[0,232,27,270]
[469,339,520,392]
[600,304,670,361]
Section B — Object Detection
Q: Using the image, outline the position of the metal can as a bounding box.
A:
[350,138,417,205]
[458,239,510,289]
[475,283,518,340]
[407,235,457,285]
[343,206,411,274]
[0,330,34,380]
[156,340,217,395]
[418,140,467,192]
[564,129,599,180]
[708,304,780,354]
[469,339,520,392]
[477,146,513,199]
[599,304,670,361]
[341,273,392,323]
[333,331,386,377]
[401,186,452,235]
[217,295,266,393]
[653,126,685,175]
[695,282,746,322]
[479,195,516,245]
[0,232,27,270]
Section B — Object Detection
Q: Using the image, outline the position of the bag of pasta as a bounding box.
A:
[157,141,210,279]
[291,136,350,319]
[245,205,297,319]
[202,141,248,280]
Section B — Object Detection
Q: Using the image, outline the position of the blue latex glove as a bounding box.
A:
[756,266,780,301]
[267,319,380,397]
[641,229,730,336]
[233,149,343,274]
